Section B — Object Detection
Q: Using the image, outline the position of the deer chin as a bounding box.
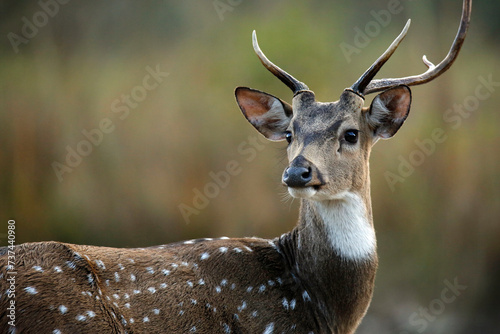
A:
[288,186,333,201]
[288,186,317,199]
[288,185,355,202]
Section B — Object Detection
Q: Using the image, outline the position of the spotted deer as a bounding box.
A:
[1,0,471,333]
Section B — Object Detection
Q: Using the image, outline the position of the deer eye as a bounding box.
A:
[344,130,359,144]
[285,131,292,144]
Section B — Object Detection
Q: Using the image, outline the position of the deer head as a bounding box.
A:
[236,0,471,204]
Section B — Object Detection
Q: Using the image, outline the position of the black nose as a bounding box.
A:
[283,166,312,187]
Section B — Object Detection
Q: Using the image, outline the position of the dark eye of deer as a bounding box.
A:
[285,131,292,144]
[344,130,359,144]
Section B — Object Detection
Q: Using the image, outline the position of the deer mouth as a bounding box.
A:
[287,184,327,199]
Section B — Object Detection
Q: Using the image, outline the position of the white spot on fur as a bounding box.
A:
[162,269,171,276]
[114,272,120,282]
[95,260,106,269]
[66,261,76,269]
[252,310,258,317]
[200,252,210,260]
[198,279,205,285]
[24,287,37,295]
[302,290,311,302]
[148,287,156,293]
[143,316,150,322]
[234,247,242,253]
[118,263,125,270]
[316,192,376,259]
[160,283,167,289]
[258,285,266,293]
[153,308,160,315]
[146,267,155,274]
[33,266,43,272]
[53,266,63,273]
[184,240,194,244]
[282,297,289,310]
[263,322,275,334]
[267,240,277,249]
[290,299,297,310]
[223,323,231,333]
[76,315,86,321]
[130,274,136,282]
[237,301,247,312]
[219,247,228,253]
[59,305,68,314]
[125,303,131,309]
[86,311,96,318]
[53,330,61,334]
[215,286,221,293]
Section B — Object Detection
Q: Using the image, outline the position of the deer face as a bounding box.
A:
[235,86,411,201]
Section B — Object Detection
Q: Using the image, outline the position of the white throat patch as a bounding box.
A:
[315,192,376,260]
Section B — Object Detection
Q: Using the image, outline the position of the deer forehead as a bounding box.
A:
[290,91,366,136]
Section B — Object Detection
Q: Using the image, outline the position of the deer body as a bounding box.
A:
[2,202,376,334]
[0,0,471,333]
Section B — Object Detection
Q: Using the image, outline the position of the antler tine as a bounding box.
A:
[363,0,472,95]
[350,19,411,96]
[252,30,309,95]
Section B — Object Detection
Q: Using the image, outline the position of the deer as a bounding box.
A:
[0,0,471,333]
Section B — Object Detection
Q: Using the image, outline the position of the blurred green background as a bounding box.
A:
[1,0,499,332]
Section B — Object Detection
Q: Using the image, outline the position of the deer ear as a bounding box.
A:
[367,85,411,139]
[235,87,293,141]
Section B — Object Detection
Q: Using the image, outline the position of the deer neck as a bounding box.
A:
[277,188,377,332]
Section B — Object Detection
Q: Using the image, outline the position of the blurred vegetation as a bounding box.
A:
[1,0,499,332]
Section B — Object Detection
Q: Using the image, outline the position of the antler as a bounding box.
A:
[352,0,472,96]
[252,30,309,95]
